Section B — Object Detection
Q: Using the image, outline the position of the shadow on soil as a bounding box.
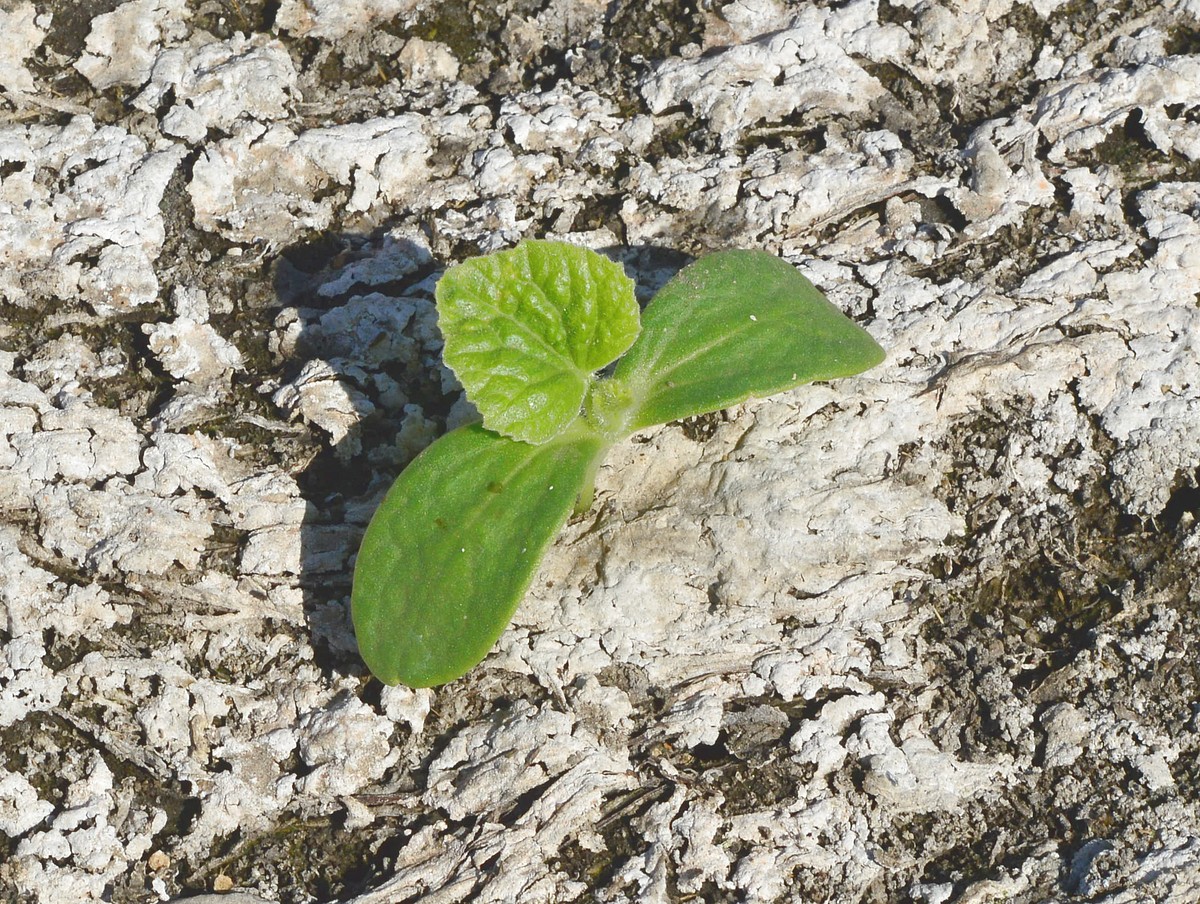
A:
[280,232,693,684]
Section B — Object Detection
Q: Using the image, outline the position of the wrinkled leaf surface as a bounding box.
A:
[437,240,640,444]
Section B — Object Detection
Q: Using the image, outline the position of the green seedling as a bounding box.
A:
[352,240,884,687]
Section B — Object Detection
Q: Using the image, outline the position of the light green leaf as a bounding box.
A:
[351,422,606,687]
[610,250,885,431]
[436,240,640,444]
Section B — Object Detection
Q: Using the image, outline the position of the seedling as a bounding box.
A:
[352,240,884,687]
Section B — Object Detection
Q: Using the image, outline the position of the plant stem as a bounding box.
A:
[573,447,606,515]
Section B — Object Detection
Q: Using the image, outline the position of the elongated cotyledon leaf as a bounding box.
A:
[351,422,606,687]
[436,240,640,444]
[610,250,885,431]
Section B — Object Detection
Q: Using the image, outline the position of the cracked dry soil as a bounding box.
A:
[2,0,1200,902]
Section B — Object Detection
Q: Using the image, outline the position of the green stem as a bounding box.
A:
[573,448,605,515]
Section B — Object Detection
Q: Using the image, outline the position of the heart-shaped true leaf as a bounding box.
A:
[610,250,885,431]
[351,422,606,687]
[436,240,640,444]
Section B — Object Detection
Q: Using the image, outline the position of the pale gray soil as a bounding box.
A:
[2,1,1200,902]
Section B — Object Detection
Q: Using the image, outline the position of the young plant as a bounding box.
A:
[352,240,884,687]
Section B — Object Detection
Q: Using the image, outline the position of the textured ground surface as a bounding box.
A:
[3,0,1200,901]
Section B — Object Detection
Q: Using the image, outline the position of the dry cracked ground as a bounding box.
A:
[2,0,1200,902]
